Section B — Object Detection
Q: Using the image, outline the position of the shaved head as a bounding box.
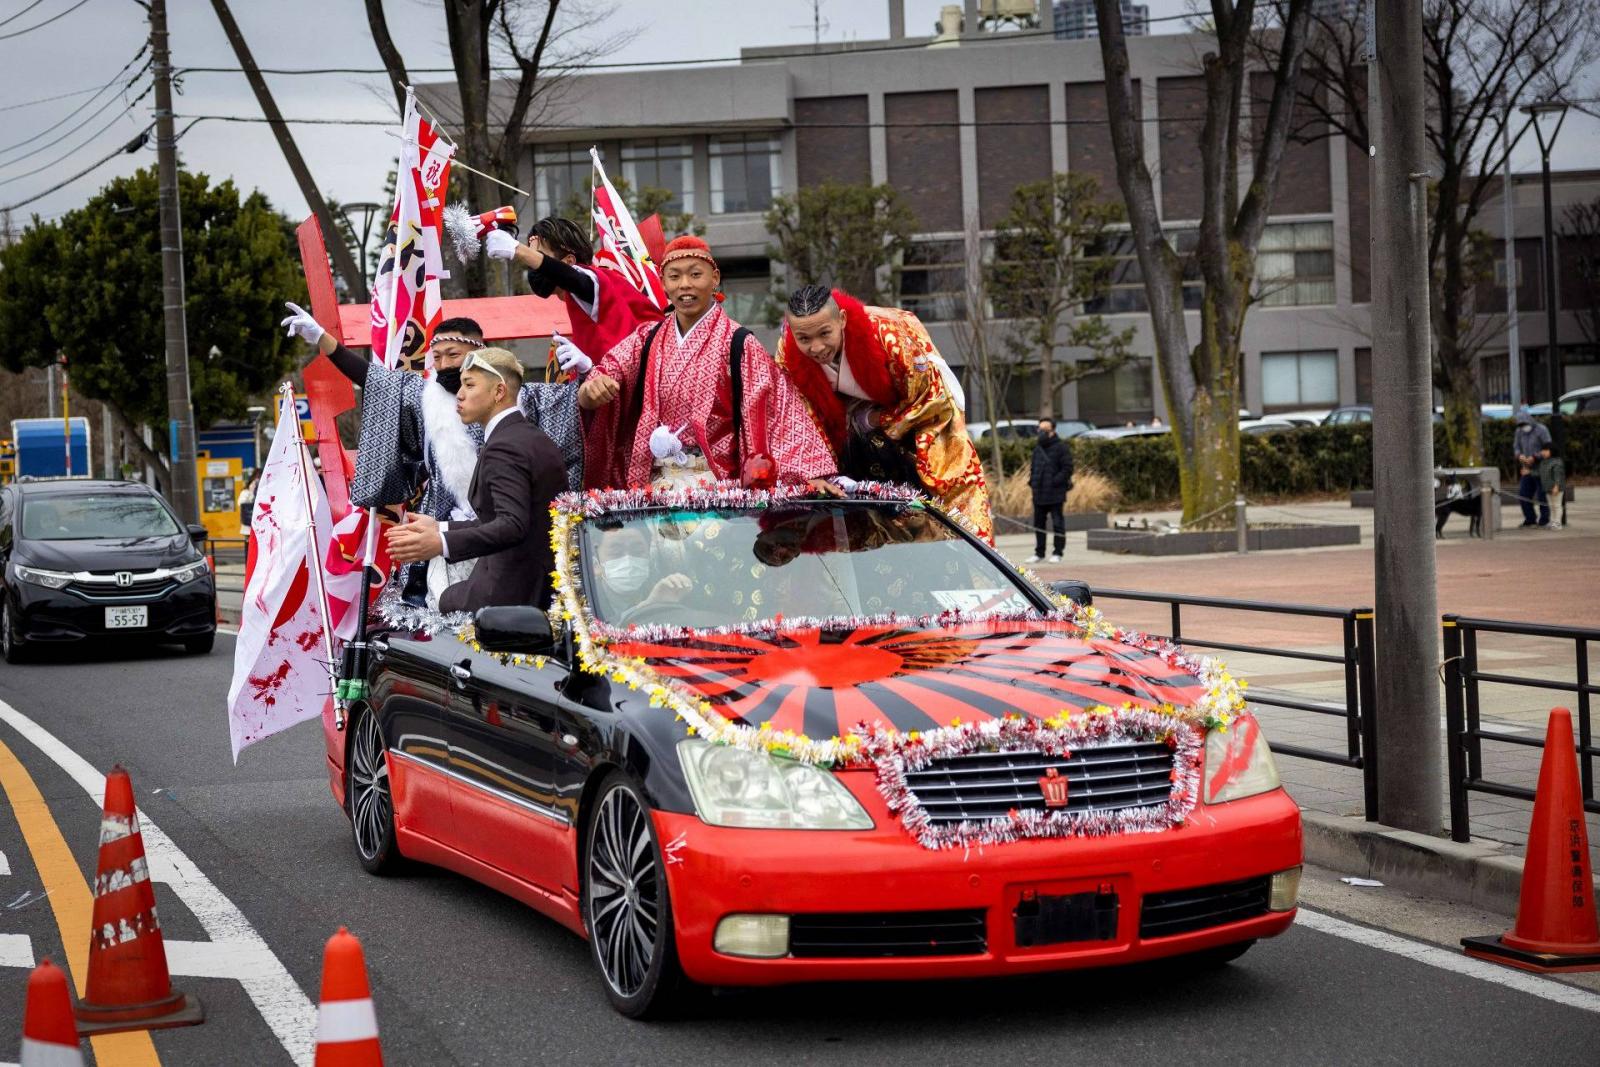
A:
[785,285,845,365]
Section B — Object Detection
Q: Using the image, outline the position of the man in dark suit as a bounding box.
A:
[387,347,566,614]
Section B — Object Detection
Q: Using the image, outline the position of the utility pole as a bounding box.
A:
[1502,101,1522,412]
[208,0,368,302]
[151,0,199,524]
[1369,0,1440,833]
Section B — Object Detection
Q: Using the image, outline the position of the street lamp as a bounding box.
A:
[339,201,383,303]
[1521,99,1568,457]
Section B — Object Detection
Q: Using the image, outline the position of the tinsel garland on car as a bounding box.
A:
[433,481,1249,847]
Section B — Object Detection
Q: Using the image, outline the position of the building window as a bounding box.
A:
[621,139,694,215]
[534,144,592,217]
[1261,350,1339,410]
[1084,230,1203,313]
[1076,357,1154,424]
[1354,346,1372,404]
[717,257,774,328]
[1256,221,1335,306]
[709,134,780,214]
[899,239,967,322]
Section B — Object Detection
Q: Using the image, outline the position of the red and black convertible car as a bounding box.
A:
[322,484,1301,1016]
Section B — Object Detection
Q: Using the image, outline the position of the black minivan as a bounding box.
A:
[0,479,217,663]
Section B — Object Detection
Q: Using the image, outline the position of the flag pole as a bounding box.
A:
[283,383,339,711]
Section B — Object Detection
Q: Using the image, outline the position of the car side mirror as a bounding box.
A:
[475,606,557,656]
[1050,579,1093,607]
[187,523,208,545]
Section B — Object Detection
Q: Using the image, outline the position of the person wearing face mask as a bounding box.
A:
[776,284,992,542]
[591,526,692,622]
[1027,418,1074,564]
[280,306,587,608]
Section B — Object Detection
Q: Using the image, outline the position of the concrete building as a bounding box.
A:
[428,8,1599,424]
[1053,0,1150,40]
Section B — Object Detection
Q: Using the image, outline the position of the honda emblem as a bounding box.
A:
[1038,766,1069,808]
[114,572,133,588]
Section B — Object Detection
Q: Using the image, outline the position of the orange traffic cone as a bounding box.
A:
[20,959,84,1067]
[314,928,383,1066]
[1463,708,1600,971]
[74,765,204,1034]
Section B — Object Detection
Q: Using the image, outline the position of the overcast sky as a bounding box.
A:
[1,0,1595,228]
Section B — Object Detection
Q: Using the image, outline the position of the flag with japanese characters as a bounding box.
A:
[227,391,337,761]
[369,88,455,371]
[590,146,667,309]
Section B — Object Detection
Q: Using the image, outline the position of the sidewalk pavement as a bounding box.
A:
[216,496,1598,916]
[1002,493,1600,916]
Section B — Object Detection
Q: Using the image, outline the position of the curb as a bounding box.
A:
[1302,810,1600,918]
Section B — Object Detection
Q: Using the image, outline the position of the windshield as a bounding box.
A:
[20,494,181,541]
[582,502,1037,629]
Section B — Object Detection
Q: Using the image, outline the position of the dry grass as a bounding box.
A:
[986,467,1119,517]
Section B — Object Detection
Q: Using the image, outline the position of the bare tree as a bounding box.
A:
[1562,197,1600,349]
[986,172,1135,417]
[1269,0,1600,463]
[948,213,1009,476]
[365,1,630,296]
[1093,0,1314,526]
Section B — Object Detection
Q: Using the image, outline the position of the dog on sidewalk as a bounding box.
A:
[1434,477,1482,538]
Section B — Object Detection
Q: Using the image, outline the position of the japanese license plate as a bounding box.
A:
[105,605,148,629]
[1014,890,1119,946]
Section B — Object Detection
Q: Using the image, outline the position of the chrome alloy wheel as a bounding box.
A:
[349,712,392,862]
[587,785,661,999]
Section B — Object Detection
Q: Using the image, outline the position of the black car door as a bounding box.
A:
[368,632,455,845]
[442,643,574,890]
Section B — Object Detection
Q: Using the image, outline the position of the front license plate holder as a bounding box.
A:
[1014,890,1119,946]
[105,605,148,629]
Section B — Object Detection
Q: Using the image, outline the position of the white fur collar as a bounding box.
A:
[419,380,478,508]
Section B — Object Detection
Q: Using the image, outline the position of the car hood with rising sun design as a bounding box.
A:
[607,618,1209,742]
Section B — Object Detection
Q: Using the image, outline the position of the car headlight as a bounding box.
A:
[12,564,74,590]
[1204,715,1281,804]
[170,560,210,585]
[677,740,873,830]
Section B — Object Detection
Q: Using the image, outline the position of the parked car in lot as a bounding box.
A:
[1265,410,1329,427]
[966,418,1093,444]
[1557,384,1600,415]
[1075,424,1170,440]
[328,487,1302,1016]
[1239,418,1300,435]
[1323,405,1444,425]
[0,479,216,663]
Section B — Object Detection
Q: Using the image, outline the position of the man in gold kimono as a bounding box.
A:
[776,284,992,542]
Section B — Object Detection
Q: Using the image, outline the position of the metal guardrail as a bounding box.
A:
[1089,587,1379,820]
[204,537,248,560]
[1442,614,1600,843]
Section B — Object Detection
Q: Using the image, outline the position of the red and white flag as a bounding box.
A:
[590,146,667,309]
[370,88,455,370]
[227,392,337,762]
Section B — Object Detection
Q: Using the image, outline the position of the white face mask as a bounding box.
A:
[602,555,650,594]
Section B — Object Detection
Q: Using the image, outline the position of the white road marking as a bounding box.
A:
[0,698,315,1066]
[0,932,33,968]
[0,847,10,875]
[1298,908,1600,1015]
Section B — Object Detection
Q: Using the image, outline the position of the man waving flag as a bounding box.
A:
[590,146,667,309]
[227,389,337,761]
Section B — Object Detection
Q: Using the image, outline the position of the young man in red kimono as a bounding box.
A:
[777,284,993,541]
[577,236,837,492]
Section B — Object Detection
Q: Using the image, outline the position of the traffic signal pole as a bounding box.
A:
[151,0,199,524]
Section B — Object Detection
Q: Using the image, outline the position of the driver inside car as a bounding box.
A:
[591,525,695,623]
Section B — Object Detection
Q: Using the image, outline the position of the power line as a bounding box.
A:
[0,83,151,184]
[0,80,122,113]
[0,0,92,41]
[0,48,149,160]
[0,0,48,30]
[170,10,1206,79]
[0,124,150,213]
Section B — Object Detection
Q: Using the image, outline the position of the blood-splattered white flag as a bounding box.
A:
[227,392,335,761]
[590,146,667,309]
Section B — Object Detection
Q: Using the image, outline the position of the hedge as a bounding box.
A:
[1058,414,1600,507]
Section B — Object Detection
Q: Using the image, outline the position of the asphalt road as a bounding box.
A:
[1,636,1598,1066]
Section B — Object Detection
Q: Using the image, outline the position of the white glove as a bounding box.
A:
[649,424,690,465]
[552,332,592,376]
[484,228,519,261]
[833,475,860,492]
[280,302,325,346]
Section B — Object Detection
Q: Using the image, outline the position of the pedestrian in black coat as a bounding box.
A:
[1028,419,1073,563]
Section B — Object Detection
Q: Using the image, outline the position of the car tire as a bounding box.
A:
[582,770,690,1019]
[347,708,404,876]
[183,633,215,655]
[2,601,30,665]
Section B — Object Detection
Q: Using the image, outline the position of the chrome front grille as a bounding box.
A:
[902,744,1175,827]
[68,575,177,601]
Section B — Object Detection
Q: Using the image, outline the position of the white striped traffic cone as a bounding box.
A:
[20,958,84,1067]
[314,927,382,1066]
